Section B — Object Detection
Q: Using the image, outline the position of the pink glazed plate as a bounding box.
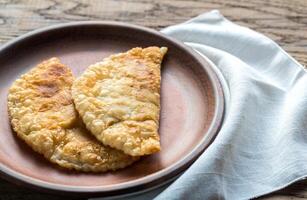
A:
[0,22,224,197]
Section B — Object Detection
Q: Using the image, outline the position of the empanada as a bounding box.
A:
[7,58,138,172]
[72,47,167,156]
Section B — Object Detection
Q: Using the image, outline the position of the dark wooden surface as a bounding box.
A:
[0,0,306,199]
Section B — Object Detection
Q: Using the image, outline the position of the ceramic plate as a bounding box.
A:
[0,22,224,197]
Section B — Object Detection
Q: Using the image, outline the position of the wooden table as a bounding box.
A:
[0,0,306,199]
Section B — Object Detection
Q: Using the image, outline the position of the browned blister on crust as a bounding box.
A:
[72,47,167,156]
[7,58,138,172]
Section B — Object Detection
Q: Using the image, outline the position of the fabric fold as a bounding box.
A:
[155,10,307,200]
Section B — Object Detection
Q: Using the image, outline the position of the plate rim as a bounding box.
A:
[0,21,225,196]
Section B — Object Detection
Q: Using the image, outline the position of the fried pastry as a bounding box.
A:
[72,47,167,156]
[7,58,138,172]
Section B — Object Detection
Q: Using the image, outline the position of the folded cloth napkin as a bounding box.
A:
[95,10,307,200]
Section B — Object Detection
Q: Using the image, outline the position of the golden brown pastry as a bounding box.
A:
[7,58,138,172]
[72,47,167,156]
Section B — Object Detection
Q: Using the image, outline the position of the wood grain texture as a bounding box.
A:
[0,0,306,199]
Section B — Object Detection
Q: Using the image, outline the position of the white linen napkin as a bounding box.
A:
[94,10,307,200]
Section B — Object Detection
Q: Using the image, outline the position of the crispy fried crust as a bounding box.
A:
[7,58,138,172]
[72,47,167,156]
